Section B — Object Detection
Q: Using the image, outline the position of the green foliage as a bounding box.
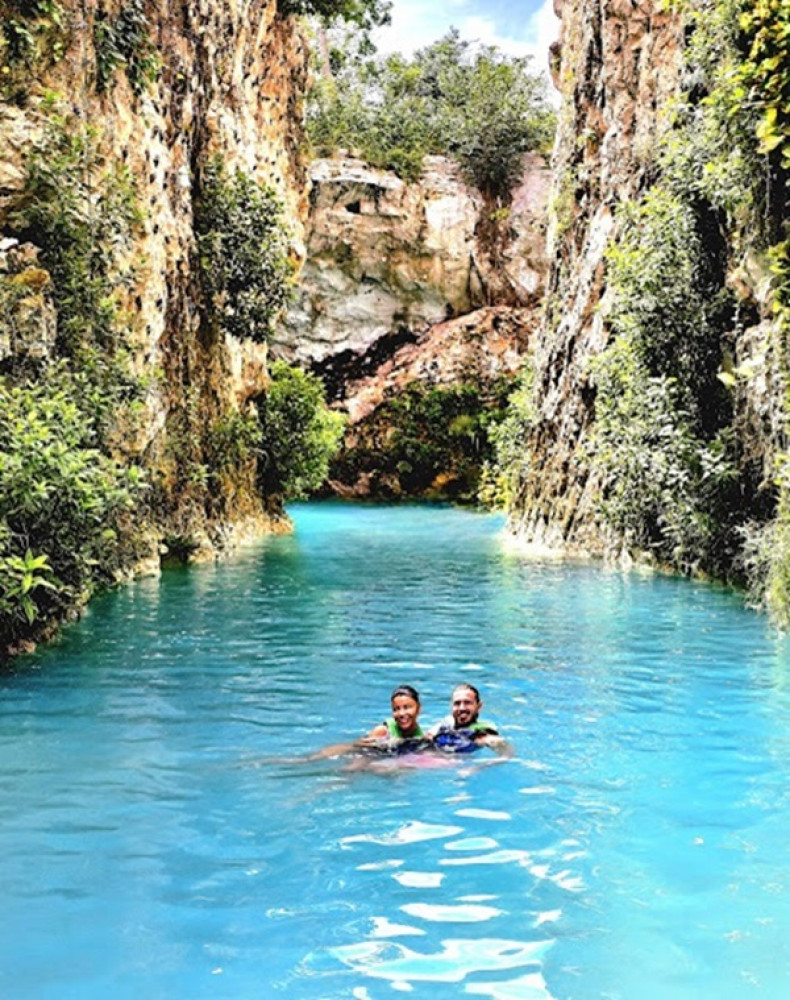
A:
[205,411,262,473]
[0,103,151,650]
[0,370,144,649]
[437,45,553,199]
[195,160,294,343]
[591,336,737,572]
[737,0,790,172]
[674,0,790,614]
[659,0,781,244]
[306,30,554,198]
[279,0,391,31]
[2,16,36,65]
[605,189,729,416]
[589,182,738,572]
[307,65,432,181]
[742,443,790,627]
[385,383,487,494]
[94,0,158,96]
[256,361,345,501]
[0,0,65,100]
[333,380,512,500]
[0,0,62,63]
[9,106,141,408]
[0,548,58,627]
[479,365,535,509]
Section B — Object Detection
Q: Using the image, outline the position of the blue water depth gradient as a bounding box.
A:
[1,501,790,999]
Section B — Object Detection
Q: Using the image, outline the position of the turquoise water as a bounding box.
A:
[2,501,790,999]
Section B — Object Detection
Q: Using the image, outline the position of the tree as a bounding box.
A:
[436,45,554,200]
[306,30,555,198]
[256,362,345,502]
[278,0,391,32]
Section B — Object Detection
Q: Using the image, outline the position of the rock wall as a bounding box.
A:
[274,152,550,370]
[272,150,550,498]
[0,0,309,548]
[510,0,687,553]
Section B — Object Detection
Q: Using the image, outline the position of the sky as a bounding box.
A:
[372,0,560,79]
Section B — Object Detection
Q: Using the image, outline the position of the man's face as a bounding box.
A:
[451,687,480,727]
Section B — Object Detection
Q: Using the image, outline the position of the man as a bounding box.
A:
[429,682,513,757]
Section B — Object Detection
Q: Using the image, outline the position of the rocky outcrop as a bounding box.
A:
[272,150,549,499]
[274,152,550,368]
[510,0,786,578]
[0,0,309,549]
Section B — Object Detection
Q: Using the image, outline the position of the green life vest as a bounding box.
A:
[385,718,424,739]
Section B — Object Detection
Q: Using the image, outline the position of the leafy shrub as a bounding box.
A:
[0,370,144,651]
[332,380,512,500]
[256,361,345,502]
[196,161,295,344]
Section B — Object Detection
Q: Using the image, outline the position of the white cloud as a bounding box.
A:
[529,0,560,74]
[374,0,560,78]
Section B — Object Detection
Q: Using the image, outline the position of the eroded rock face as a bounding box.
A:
[0,0,309,544]
[342,305,532,425]
[274,152,550,368]
[270,151,549,499]
[509,0,686,555]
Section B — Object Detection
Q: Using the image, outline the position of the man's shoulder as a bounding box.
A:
[471,719,499,735]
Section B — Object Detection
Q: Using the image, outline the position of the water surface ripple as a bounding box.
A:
[1,501,790,998]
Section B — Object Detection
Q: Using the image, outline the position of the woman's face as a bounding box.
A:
[391,694,420,734]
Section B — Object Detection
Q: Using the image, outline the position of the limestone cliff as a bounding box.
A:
[509,0,785,574]
[274,151,550,498]
[276,152,548,367]
[510,0,685,554]
[0,0,309,556]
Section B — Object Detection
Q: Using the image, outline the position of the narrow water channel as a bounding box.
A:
[1,502,789,998]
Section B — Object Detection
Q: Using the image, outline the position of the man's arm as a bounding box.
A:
[475,732,514,758]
